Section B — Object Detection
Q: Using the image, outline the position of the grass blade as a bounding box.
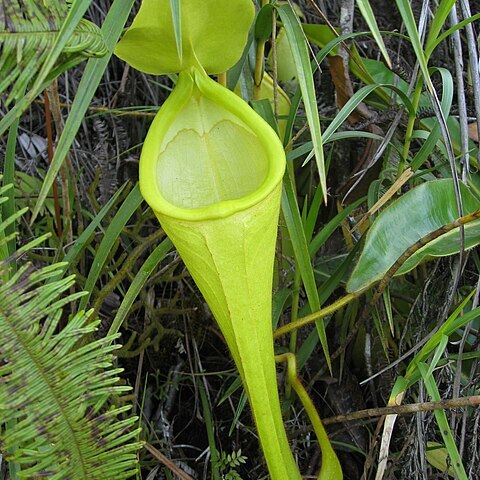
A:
[411,67,454,170]
[277,3,326,202]
[2,119,21,259]
[48,184,128,282]
[78,185,143,312]
[107,237,173,340]
[309,197,365,256]
[30,0,136,224]
[0,0,92,136]
[282,166,331,371]
[356,0,391,68]
[170,0,182,62]
[418,362,468,480]
[395,0,431,91]
[424,0,455,57]
[322,83,414,143]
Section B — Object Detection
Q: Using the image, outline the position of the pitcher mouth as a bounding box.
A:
[139,68,286,222]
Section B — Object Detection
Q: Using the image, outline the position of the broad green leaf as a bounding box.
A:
[255,3,274,44]
[347,180,480,293]
[115,0,254,75]
[302,24,337,56]
[398,217,480,275]
[267,28,297,83]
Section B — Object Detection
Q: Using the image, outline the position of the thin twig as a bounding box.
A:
[449,4,470,182]
[144,443,194,480]
[272,6,278,122]
[36,99,158,117]
[43,91,62,237]
[460,0,480,167]
[274,208,480,341]
[322,395,480,425]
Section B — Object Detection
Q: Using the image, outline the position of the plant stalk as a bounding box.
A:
[157,187,302,479]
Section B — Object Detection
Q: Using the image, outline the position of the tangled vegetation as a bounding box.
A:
[1,0,480,478]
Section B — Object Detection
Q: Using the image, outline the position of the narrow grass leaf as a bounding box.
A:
[277,3,326,202]
[424,0,455,58]
[411,68,454,170]
[228,391,248,437]
[397,0,459,205]
[2,120,20,258]
[325,131,383,143]
[107,237,173,340]
[427,13,480,58]
[297,243,361,369]
[406,292,477,378]
[426,335,449,378]
[395,0,432,92]
[79,185,143,311]
[49,184,128,282]
[282,167,331,370]
[356,0,391,67]
[198,382,221,480]
[170,0,182,62]
[304,183,323,242]
[0,0,92,136]
[322,83,415,143]
[30,0,135,224]
[382,287,394,336]
[309,196,365,256]
[418,362,468,480]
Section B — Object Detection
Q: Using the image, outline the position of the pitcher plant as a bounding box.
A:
[115,1,341,478]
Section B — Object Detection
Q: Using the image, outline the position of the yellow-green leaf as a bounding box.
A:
[426,442,455,477]
[139,69,302,479]
[114,0,254,75]
[347,180,480,293]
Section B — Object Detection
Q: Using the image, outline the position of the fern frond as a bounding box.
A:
[0,190,141,479]
[0,0,107,105]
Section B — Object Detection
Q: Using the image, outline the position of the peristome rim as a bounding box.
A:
[139,68,286,222]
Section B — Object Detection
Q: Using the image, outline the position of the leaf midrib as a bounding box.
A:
[0,30,97,37]
[0,295,89,479]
